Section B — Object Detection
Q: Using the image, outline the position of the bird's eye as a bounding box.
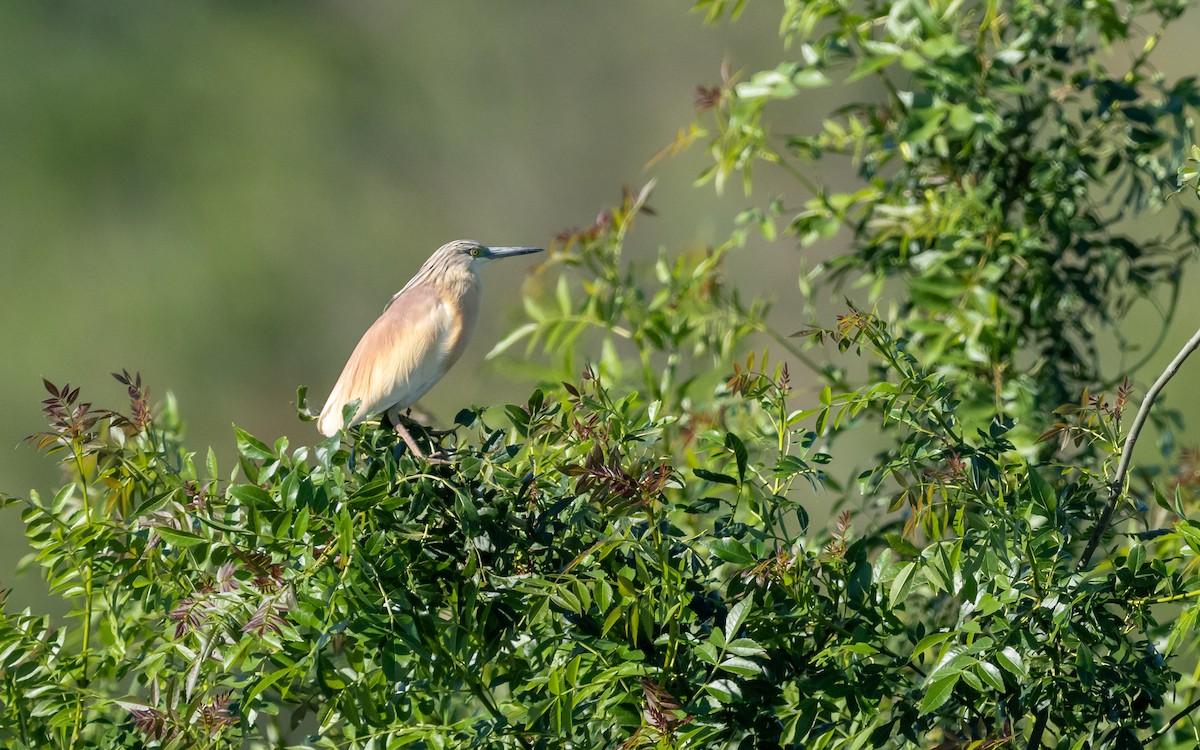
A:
[469,247,481,257]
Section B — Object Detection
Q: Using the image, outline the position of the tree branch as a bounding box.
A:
[1077,325,1200,571]
[1144,692,1200,744]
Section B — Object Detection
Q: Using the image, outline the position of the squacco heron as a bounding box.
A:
[317,239,543,458]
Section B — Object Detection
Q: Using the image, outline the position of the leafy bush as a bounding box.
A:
[6,1,1200,748]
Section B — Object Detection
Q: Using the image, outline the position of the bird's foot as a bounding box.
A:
[393,420,452,464]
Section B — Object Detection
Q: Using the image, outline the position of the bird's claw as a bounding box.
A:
[391,420,454,464]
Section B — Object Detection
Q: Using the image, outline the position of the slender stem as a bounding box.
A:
[1131,587,1200,607]
[772,156,862,239]
[7,674,30,744]
[760,323,822,373]
[1144,693,1200,744]
[74,444,92,526]
[69,442,96,748]
[1077,325,1200,571]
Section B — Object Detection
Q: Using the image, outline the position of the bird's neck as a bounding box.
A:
[431,265,480,300]
[399,259,480,298]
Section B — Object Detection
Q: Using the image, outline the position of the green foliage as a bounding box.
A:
[694,0,1198,445]
[6,1,1200,748]
[1,366,826,748]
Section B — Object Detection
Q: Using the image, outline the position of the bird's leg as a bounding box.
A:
[393,420,434,461]
[405,406,455,439]
[386,406,450,464]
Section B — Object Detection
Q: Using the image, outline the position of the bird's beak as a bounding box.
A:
[486,246,544,259]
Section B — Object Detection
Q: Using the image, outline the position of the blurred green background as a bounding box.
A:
[3,1,1200,605]
[0,2,772,489]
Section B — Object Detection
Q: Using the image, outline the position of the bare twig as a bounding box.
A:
[1077,325,1200,571]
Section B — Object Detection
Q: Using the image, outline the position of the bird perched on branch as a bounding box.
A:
[318,239,543,458]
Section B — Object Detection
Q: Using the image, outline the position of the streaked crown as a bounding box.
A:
[397,240,544,297]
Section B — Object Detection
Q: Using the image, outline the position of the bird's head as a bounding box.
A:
[434,240,543,272]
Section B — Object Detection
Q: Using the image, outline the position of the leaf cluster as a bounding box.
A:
[694,0,1198,444]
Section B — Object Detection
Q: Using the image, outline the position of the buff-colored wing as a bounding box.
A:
[317,284,459,436]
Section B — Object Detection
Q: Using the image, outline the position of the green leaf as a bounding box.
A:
[885,534,921,557]
[235,426,275,461]
[976,661,1005,692]
[996,647,1027,678]
[487,322,538,359]
[1122,106,1155,126]
[704,678,742,703]
[337,508,354,560]
[695,642,720,665]
[890,561,918,606]
[1176,519,1200,554]
[947,103,974,132]
[206,447,219,479]
[724,638,766,657]
[244,668,295,707]
[791,68,829,88]
[151,526,206,548]
[710,538,756,564]
[724,432,748,483]
[228,484,273,508]
[694,468,738,486]
[550,588,583,614]
[602,606,624,637]
[920,674,959,713]
[1027,467,1055,513]
[719,656,762,676]
[725,598,752,641]
[294,506,310,539]
[924,645,971,683]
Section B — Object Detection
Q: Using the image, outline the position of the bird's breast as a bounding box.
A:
[388,282,480,407]
[440,280,481,362]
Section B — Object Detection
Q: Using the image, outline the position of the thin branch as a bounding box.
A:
[1077,324,1200,571]
[1144,692,1200,744]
